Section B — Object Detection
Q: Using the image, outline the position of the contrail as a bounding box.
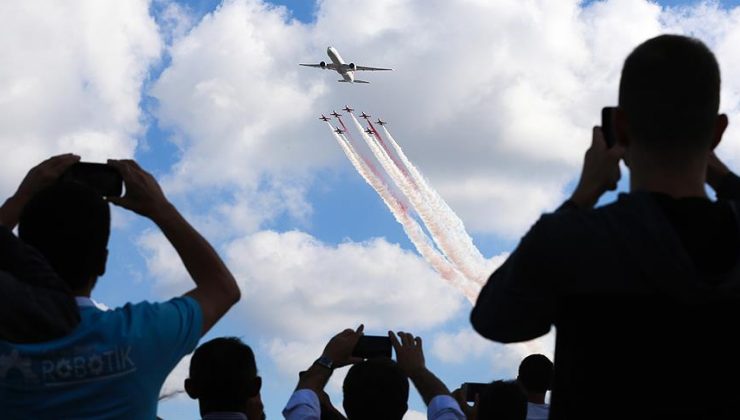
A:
[327,123,479,301]
[374,123,491,284]
[349,112,486,285]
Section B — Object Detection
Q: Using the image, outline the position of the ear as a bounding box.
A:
[184,378,198,399]
[94,248,108,277]
[249,376,263,397]
[711,114,729,150]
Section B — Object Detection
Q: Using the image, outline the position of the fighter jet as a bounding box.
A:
[360,112,371,120]
[319,114,330,122]
[330,111,342,118]
[299,47,392,84]
[343,106,354,113]
[364,128,375,135]
[375,119,387,126]
[335,127,345,134]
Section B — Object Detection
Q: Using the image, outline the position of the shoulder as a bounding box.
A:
[93,297,202,333]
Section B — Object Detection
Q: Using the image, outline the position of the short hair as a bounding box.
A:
[19,182,110,291]
[343,359,409,420]
[477,380,528,420]
[518,354,553,394]
[188,337,258,410]
[618,34,721,152]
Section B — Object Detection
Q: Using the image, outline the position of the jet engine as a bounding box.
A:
[319,61,326,69]
[349,63,356,71]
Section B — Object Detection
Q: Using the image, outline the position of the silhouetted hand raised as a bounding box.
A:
[570,126,625,208]
[321,324,364,368]
[106,159,173,221]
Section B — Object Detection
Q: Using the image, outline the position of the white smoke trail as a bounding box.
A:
[326,123,479,301]
[349,113,486,285]
[378,125,491,284]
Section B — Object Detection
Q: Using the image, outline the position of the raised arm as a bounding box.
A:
[106,159,240,336]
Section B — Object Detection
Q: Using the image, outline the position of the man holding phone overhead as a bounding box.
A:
[471,35,740,419]
[0,156,241,419]
[283,327,464,420]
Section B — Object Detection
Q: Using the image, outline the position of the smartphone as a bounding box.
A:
[462,382,488,402]
[60,162,123,197]
[601,106,618,148]
[352,335,392,359]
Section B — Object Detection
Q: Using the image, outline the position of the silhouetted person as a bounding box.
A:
[471,34,740,419]
[283,326,464,419]
[0,155,81,342]
[516,354,552,420]
[185,337,264,420]
[477,381,527,420]
[0,156,240,418]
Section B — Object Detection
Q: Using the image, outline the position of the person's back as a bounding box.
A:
[0,159,240,418]
[471,35,740,419]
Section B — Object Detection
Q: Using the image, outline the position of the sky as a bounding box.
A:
[4,0,740,418]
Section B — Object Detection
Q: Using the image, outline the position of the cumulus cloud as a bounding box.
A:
[149,0,740,238]
[0,0,161,195]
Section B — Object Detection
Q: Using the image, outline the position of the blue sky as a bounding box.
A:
[4,0,740,419]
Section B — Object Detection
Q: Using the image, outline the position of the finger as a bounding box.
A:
[388,331,401,350]
[356,324,364,334]
[592,126,607,150]
[414,336,422,349]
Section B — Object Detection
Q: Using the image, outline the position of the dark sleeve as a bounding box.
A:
[470,211,564,343]
[715,172,740,200]
[0,227,80,343]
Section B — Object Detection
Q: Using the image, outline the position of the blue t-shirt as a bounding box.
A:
[0,296,202,419]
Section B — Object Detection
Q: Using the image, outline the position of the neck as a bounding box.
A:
[629,155,708,198]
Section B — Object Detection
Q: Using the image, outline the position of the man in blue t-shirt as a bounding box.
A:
[0,155,241,419]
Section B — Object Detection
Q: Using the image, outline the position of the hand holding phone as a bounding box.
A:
[601,107,618,148]
[60,162,123,197]
[352,335,392,359]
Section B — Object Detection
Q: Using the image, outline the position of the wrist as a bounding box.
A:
[570,185,601,209]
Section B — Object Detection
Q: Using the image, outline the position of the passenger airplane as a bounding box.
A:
[300,47,392,84]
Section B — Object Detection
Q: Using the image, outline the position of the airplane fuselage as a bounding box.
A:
[327,47,354,82]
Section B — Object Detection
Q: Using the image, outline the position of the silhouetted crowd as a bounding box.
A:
[2,34,739,420]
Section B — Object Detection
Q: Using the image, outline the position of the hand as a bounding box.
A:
[1,154,80,228]
[452,388,478,420]
[321,325,364,368]
[706,151,731,190]
[389,331,426,377]
[570,127,625,209]
[106,159,172,221]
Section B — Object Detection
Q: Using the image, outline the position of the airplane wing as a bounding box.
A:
[354,65,392,71]
[299,63,337,70]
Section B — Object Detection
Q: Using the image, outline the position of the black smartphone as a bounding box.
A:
[462,382,488,402]
[352,335,392,359]
[60,162,123,197]
[601,106,618,148]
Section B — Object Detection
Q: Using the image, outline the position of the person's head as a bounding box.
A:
[343,358,409,420]
[617,34,727,169]
[18,182,110,295]
[185,337,262,416]
[477,380,528,420]
[517,354,553,397]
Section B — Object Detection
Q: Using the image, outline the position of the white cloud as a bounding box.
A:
[431,327,555,375]
[149,0,740,238]
[0,0,161,195]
